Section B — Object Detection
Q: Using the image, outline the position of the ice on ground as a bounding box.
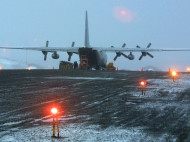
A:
[127,74,190,111]
[41,115,91,123]
[131,74,190,98]
[2,121,25,126]
[0,124,176,142]
[46,76,114,80]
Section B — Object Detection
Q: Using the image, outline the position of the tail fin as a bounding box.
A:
[84,11,90,47]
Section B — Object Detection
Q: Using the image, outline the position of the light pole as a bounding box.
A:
[51,107,60,138]
[171,71,177,82]
[140,81,146,95]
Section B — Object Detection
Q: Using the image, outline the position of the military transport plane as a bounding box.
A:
[0,11,190,70]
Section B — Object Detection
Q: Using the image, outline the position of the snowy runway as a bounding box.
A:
[0,70,190,141]
[0,124,175,142]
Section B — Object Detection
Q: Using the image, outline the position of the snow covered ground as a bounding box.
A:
[0,123,175,142]
[0,71,190,141]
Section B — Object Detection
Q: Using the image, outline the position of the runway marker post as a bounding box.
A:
[140,81,146,95]
[171,71,177,82]
[51,107,60,138]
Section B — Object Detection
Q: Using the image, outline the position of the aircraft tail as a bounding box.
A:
[85,11,90,47]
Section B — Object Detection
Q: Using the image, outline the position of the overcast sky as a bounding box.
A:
[0,0,190,71]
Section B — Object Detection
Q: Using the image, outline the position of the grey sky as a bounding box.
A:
[0,0,190,71]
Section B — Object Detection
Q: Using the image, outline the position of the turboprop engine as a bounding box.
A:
[128,52,135,60]
[52,52,59,59]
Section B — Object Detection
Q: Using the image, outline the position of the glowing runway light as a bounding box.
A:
[172,71,176,76]
[28,66,31,71]
[140,81,146,87]
[186,67,190,72]
[51,108,58,115]
[0,66,2,70]
[171,70,177,82]
[51,107,60,138]
[140,81,146,95]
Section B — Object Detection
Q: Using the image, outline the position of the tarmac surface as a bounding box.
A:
[0,70,190,141]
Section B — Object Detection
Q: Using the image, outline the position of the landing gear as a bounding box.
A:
[95,66,100,70]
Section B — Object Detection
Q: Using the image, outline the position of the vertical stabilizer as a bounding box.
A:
[85,11,90,47]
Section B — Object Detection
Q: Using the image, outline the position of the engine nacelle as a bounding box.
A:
[52,52,59,59]
[128,52,135,60]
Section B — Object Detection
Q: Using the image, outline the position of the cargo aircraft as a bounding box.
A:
[0,11,190,70]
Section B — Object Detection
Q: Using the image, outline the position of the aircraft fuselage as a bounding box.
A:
[79,47,107,69]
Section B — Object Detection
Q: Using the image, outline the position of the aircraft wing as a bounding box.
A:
[0,46,79,53]
[94,47,190,52]
[1,46,190,53]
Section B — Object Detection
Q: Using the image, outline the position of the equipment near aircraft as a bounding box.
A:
[59,61,73,70]
[106,62,116,71]
[1,11,190,70]
[80,55,89,70]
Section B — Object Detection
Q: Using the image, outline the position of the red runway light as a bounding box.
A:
[140,80,146,95]
[140,81,146,86]
[170,70,178,82]
[51,108,58,115]
[171,71,176,77]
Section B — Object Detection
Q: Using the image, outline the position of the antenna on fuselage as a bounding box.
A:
[84,11,90,47]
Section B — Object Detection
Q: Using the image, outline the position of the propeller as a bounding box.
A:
[146,43,151,48]
[113,52,121,61]
[122,43,126,48]
[46,40,49,47]
[137,43,154,60]
[68,52,72,61]
[113,43,128,61]
[121,53,129,59]
[42,40,49,61]
[113,52,129,61]
[67,41,75,61]
[72,41,75,47]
